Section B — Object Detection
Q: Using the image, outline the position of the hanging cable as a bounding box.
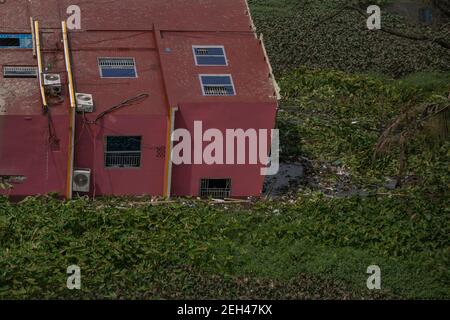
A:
[45,106,60,146]
[84,93,150,125]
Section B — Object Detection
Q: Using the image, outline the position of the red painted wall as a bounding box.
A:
[74,115,167,197]
[0,30,70,197]
[0,0,278,198]
[0,115,69,197]
[69,34,168,196]
[156,29,278,197]
[172,102,277,197]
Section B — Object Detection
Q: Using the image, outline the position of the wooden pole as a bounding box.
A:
[62,21,77,200]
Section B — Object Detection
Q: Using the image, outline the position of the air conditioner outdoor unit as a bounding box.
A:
[73,169,91,193]
[75,93,95,113]
[43,73,62,96]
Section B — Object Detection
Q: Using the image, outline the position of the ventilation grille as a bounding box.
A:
[156,146,166,159]
[3,66,37,78]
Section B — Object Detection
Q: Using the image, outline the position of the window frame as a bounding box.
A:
[199,74,236,96]
[98,57,138,79]
[104,136,143,169]
[192,45,228,67]
[0,34,33,49]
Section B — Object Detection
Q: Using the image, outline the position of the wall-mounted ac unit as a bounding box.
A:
[75,93,95,113]
[73,169,91,193]
[43,73,62,96]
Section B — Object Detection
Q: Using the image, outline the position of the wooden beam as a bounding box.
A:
[34,21,48,110]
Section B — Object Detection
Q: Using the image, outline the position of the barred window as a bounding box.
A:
[193,46,227,66]
[200,179,232,199]
[200,75,236,96]
[98,57,137,78]
[105,136,142,168]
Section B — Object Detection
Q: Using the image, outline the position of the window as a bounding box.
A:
[3,66,37,78]
[193,46,227,66]
[0,34,33,49]
[419,8,433,24]
[200,179,231,198]
[98,58,137,78]
[105,136,142,168]
[200,75,236,96]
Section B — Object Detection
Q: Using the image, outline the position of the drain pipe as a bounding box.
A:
[165,106,178,198]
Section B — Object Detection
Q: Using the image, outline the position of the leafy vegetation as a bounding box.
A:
[249,0,449,77]
[277,68,449,193]
[0,195,448,299]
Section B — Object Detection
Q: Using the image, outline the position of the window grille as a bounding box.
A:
[199,179,232,198]
[105,136,142,168]
[200,75,235,96]
[98,58,137,78]
[193,46,227,66]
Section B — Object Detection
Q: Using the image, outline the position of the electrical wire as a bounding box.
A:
[83,93,150,124]
[45,104,60,147]
[94,122,166,152]
[80,111,165,153]
[79,92,154,199]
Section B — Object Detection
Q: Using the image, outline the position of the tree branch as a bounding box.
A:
[349,5,450,50]
[312,4,450,50]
